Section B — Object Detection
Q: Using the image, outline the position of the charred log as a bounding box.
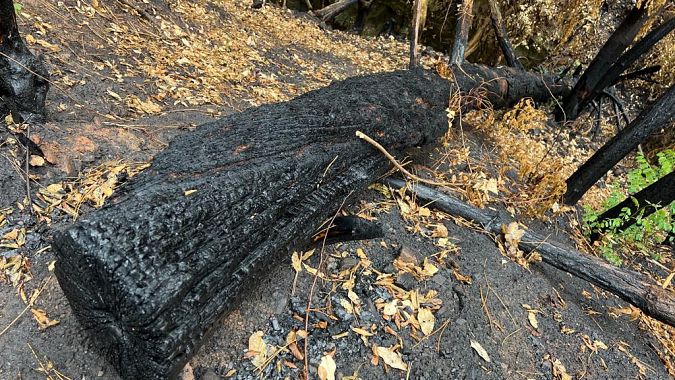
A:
[0,0,49,123]
[385,178,675,327]
[312,0,357,22]
[53,65,570,380]
[564,85,675,205]
[589,171,675,242]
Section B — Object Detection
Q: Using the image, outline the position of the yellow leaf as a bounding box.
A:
[528,311,538,329]
[431,223,448,238]
[376,346,408,371]
[31,308,60,329]
[291,252,302,273]
[552,359,571,380]
[351,327,373,337]
[470,340,491,362]
[29,155,45,167]
[317,354,336,380]
[382,300,398,316]
[340,299,354,315]
[184,189,197,196]
[418,307,435,336]
[247,331,268,370]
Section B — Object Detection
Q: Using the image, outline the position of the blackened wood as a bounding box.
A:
[487,0,523,70]
[564,85,675,205]
[557,5,649,121]
[0,0,49,122]
[409,0,427,69]
[449,0,474,65]
[595,16,675,93]
[385,178,675,327]
[590,171,675,242]
[53,66,571,380]
[312,0,357,21]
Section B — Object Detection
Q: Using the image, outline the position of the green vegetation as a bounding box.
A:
[583,150,675,265]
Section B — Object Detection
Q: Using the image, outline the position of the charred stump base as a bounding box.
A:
[0,2,49,122]
[52,66,569,379]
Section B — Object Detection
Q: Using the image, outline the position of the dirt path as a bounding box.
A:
[0,1,672,379]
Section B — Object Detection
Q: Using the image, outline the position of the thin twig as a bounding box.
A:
[24,124,34,216]
[0,277,53,338]
[356,131,457,187]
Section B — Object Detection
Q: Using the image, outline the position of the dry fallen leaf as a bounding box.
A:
[247,331,269,370]
[528,311,539,330]
[318,354,336,380]
[376,346,408,371]
[552,358,572,380]
[418,307,435,336]
[470,340,491,362]
[31,308,60,330]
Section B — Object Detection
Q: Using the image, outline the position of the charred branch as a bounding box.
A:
[487,0,523,69]
[385,178,675,327]
[590,171,675,242]
[557,5,649,121]
[564,85,675,205]
[312,0,357,22]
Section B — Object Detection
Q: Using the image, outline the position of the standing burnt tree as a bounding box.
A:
[0,0,49,122]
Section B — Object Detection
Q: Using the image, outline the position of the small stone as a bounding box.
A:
[395,272,417,290]
[397,246,422,265]
[201,370,221,380]
[339,257,360,272]
[271,317,281,331]
[97,370,104,377]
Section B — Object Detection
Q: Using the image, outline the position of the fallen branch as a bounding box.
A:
[312,0,357,22]
[385,177,675,327]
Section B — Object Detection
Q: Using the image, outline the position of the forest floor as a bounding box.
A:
[0,0,673,379]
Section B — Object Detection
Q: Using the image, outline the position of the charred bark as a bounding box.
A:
[487,0,523,70]
[564,85,675,205]
[53,66,571,380]
[593,16,675,95]
[556,5,649,121]
[449,0,474,65]
[409,0,427,69]
[385,178,675,327]
[0,0,49,123]
[590,171,675,242]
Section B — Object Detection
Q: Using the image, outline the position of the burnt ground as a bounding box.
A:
[0,0,673,379]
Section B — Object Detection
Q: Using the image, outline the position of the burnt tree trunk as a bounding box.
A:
[556,4,649,121]
[409,0,427,69]
[0,0,49,122]
[487,0,523,70]
[449,0,474,65]
[385,178,675,327]
[53,66,570,380]
[590,171,675,242]
[564,85,675,205]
